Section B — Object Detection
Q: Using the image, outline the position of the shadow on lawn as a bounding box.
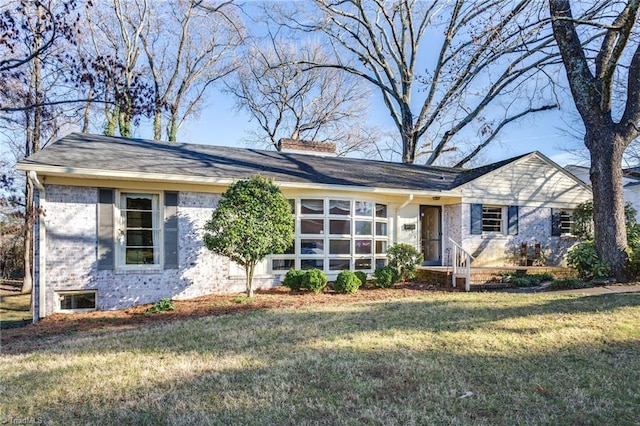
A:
[8,291,639,354]
[2,296,639,425]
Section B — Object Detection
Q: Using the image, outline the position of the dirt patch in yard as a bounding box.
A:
[0,283,446,353]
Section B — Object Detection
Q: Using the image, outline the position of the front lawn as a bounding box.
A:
[0,291,31,328]
[1,291,639,425]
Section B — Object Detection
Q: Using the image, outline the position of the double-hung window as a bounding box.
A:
[119,193,161,266]
[552,208,575,236]
[470,204,518,235]
[482,206,503,233]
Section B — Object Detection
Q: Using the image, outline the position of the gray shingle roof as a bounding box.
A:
[19,133,527,192]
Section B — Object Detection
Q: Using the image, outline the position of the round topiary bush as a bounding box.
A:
[334,270,361,294]
[354,271,368,287]
[302,268,328,293]
[373,266,399,288]
[282,269,305,291]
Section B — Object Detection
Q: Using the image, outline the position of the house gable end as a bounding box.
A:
[457,152,591,206]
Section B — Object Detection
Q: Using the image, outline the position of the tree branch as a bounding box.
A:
[454,104,559,167]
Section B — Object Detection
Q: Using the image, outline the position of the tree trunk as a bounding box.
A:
[105,104,118,136]
[119,106,131,137]
[168,115,178,143]
[153,103,162,140]
[245,263,255,298]
[587,130,630,281]
[82,86,93,133]
[401,128,418,164]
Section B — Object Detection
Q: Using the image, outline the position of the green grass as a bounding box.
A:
[0,292,31,328]
[1,292,639,425]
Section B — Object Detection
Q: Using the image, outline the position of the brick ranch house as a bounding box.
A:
[17,133,591,320]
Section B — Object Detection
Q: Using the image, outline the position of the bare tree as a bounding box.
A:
[549,0,640,281]
[226,28,379,156]
[79,0,154,137]
[1,0,83,293]
[273,0,575,164]
[140,0,243,142]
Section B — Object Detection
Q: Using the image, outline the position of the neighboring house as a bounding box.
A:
[17,133,591,319]
[565,164,640,220]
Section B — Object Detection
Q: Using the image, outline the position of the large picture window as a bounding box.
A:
[119,193,161,267]
[271,198,389,273]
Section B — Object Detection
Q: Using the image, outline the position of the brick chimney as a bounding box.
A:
[277,138,337,156]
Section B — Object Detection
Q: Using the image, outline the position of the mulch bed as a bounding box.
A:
[1,283,451,353]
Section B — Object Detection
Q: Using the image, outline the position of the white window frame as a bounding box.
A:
[559,209,575,236]
[482,205,505,234]
[57,290,97,313]
[116,191,163,270]
[270,197,388,274]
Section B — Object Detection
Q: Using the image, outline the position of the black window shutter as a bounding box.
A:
[97,189,115,270]
[508,205,519,235]
[470,204,483,235]
[164,191,179,269]
[551,208,561,236]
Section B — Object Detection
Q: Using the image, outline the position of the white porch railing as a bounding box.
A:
[449,238,475,291]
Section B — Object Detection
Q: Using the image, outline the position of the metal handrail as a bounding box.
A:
[448,238,475,291]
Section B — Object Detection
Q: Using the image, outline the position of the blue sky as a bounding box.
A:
[170,87,588,168]
[132,1,597,169]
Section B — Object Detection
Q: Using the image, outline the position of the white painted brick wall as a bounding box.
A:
[460,204,577,267]
[41,185,280,314]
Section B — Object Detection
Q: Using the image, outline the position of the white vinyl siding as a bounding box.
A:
[460,154,591,206]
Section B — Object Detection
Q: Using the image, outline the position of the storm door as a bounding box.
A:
[420,205,442,266]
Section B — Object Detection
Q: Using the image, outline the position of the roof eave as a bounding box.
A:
[17,163,462,198]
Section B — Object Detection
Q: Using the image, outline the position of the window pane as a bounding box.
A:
[301,219,324,234]
[330,240,350,254]
[329,200,350,215]
[355,240,372,254]
[376,204,387,218]
[560,210,574,234]
[301,199,323,214]
[60,293,96,310]
[355,221,372,235]
[126,230,154,247]
[375,240,387,254]
[272,259,295,271]
[301,239,324,254]
[330,219,350,235]
[126,248,155,264]
[126,196,152,210]
[126,210,153,228]
[283,241,295,255]
[301,259,323,270]
[329,259,351,270]
[355,201,373,216]
[375,258,387,269]
[355,258,372,270]
[482,206,502,232]
[375,222,388,236]
[123,193,158,266]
